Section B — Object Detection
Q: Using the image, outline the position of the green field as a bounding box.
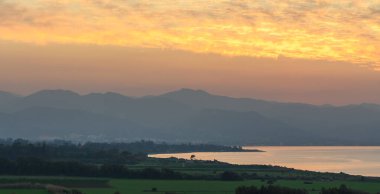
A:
[1,158,380,194]
[82,179,380,194]
[1,178,380,194]
[0,189,48,194]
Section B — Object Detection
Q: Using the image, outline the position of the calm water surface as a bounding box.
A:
[150,146,380,177]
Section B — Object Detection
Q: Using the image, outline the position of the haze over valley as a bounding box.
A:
[1,88,379,145]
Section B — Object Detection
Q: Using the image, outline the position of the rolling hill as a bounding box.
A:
[0,89,379,145]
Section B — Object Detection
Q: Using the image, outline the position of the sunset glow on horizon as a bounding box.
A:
[1,0,380,69]
[1,0,380,104]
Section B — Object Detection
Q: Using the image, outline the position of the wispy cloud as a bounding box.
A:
[1,0,379,69]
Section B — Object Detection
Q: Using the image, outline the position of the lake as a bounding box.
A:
[150,146,380,177]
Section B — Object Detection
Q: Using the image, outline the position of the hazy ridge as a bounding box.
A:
[0,88,380,145]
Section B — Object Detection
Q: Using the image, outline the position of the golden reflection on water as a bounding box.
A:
[150,146,380,177]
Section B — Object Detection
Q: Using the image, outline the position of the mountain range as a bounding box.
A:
[0,88,380,145]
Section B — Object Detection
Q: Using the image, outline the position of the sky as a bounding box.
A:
[0,0,380,105]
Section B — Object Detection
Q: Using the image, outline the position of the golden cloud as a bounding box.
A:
[1,0,380,69]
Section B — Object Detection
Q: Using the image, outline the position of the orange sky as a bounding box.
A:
[1,0,380,104]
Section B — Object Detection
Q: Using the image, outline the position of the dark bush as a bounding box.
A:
[321,184,369,194]
[236,185,308,194]
[221,171,242,181]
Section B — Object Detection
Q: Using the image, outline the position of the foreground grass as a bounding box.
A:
[82,179,260,194]
[81,179,380,194]
[1,178,380,194]
[0,189,48,194]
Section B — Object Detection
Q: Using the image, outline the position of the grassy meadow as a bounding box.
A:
[1,178,380,194]
[81,179,380,194]
[0,189,48,194]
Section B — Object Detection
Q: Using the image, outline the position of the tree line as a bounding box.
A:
[0,157,187,179]
[0,139,245,164]
[235,185,375,194]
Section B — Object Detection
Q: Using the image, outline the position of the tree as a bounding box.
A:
[321,184,369,194]
[221,171,242,181]
[236,185,308,194]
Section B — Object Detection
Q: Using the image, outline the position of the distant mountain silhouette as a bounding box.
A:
[162,89,380,145]
[3,90,194,128]
[167,109,317,145]
[0,91,19,106]
[0,107,150,141]
[0,88,379,145]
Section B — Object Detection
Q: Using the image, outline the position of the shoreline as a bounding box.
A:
[149,146,380,178]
